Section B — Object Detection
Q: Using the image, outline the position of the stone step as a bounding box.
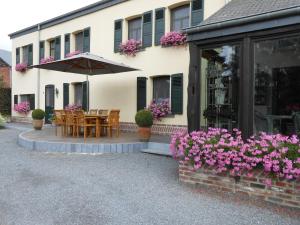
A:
[141,142,171,156]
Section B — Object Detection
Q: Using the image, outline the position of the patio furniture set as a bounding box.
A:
[53,109,120,139]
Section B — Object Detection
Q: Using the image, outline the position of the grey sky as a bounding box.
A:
[0,0,99,51]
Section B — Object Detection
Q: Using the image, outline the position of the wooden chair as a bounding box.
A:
[98,109,109,116]
[65,110,77,137]
[89,109,98,115]
[53,110,65,136]
[99,110,120,137]
[76,110,98,139]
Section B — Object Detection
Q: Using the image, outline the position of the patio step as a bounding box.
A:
[141,142,171,156]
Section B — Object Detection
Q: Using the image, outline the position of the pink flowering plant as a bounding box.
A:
[64,104,82,112]
[66,50,81,58]
[15,63,28,73]
[160,31,187,47]
[40,56,54,64]
[14,101,30,114]
[119,39,142,56]
[147,99,171,121]
[170,128,300,183]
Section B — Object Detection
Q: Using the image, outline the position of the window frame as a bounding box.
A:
[75,31,84,52]
[49,40,55,58]
[128,17,142,41]
[152,76,171,103]
[170,4,190,31]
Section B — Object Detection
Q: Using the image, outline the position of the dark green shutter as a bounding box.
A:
[82,81,89,111]
[16,48,20,64]
[155,8,165,46]
[54,36,61,60]
[63,83,69,108]
[114,20,123,52]
[142,11,153,48]
[171,73,183,114]
[191,0,204,26]
[39,41,45,61]
[28,44,33,66]
[29,94,35,110]
[64,34,70,57]
[14,95,18,105]
[83,28,90,52]
[137,77,147,111]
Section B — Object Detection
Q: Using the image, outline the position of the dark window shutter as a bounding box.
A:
[155,8,165,46]
[29,94,35,110]
[191,0,204,26]
[114,20,123,53]
[171,73,183,114]
[137,77,147,111]
[28,44,33,66]
[142,11,153,48]
[14,95,18,105]
[63,83,69,108]
[82,81,89,111]
[54,36,61,60]
[39,41,45,60]
[16,48,20,64]
[83,28,90,52]
[64,34,70,57]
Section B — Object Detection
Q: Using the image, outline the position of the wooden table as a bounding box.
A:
[84,114,108,137]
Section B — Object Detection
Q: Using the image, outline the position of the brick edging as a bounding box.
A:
[179,162,300,209]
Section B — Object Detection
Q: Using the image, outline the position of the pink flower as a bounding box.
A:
[160,32,187,47]
[66,50,81,58]
[40,56,54,64]
[14,101,30,114]
[15,63,28,72]
[147,99,171,121]
[64,104,82,112]
[119,39,141,56]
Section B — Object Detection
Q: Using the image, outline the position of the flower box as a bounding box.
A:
[40,56,54,64]
[15,63,28,73]
[160,32,187,47]
[64,104,82,112]
[119,39,142,56]
[147,99,171,121]
[14,101,30,114]
[66,50,81,58]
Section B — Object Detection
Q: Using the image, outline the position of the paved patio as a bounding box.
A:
[0,126,299,225]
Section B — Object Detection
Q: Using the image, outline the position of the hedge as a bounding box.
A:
[0,88,11,115]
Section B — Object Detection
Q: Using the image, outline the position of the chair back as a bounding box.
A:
[108,110,120,126]
[53,110,65,124]
[89,109,98,115]
[98,109,109,116]
[65,110,76,124]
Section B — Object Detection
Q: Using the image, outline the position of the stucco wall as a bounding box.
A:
[11,0,227,125]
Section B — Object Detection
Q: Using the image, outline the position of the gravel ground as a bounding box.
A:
[0,127,299,225]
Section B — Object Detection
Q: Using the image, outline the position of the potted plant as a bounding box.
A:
[31,109,46,130]
[135,109,153,141]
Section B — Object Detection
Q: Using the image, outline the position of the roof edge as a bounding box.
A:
[9,0,127,39]
[185,6,300,35]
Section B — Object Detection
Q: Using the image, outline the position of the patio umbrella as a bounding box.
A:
[31,52,139,110]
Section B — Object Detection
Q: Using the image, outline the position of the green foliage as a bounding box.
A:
[0,88,11,115]
[0,114,5,128]
[135,110,153,127]
[31,109,45,120]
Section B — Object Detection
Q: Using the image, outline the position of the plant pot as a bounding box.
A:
[32,119,44,130]
[138,127,151,142]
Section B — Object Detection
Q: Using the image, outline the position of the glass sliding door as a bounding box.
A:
[200,45,240,130]
[254,36,300,135]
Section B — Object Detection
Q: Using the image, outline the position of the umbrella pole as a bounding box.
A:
[86,75,89,112]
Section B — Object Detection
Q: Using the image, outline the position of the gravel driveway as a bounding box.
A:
[0,127,299,225]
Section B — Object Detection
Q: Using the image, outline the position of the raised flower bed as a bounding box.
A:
[160,31,187,47]
[119,39,142,56]
[171,128,300,208]
[15,63,28,73]
[14,101,30,114]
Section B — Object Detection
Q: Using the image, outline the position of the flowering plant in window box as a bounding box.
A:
[14,101,30,114]
[170,128,300,185]
[119,39,142,56]
[64,104,82,112]
[15,63,28,73]
[147,99,171,121]
[40,56,54,64]
[160,31,187,47]
[66,50,81,58]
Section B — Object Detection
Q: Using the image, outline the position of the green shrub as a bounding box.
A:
[135,110,153,127]
[31,109,45,120]
[0,114,5,128]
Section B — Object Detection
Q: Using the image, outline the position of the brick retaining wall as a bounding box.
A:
[179,162,300,209]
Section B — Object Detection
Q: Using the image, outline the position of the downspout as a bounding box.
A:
[37,24,41,109]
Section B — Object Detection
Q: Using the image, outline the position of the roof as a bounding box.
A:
[0,50,11,66]
[200,0,300,26]
[0,57,10,67]
[186,0,300,40]
[9,0,128,39]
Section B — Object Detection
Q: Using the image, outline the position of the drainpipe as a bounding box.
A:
[37,24,41,109]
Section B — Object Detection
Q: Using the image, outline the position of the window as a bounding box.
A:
[21,44,33,66]
[49,40,55,57]
[39,41,45,60]
[74,83,83,106]
[171,5,190,31]
[16,48,20,64]
[22,46,29,64]
[75,32,84,52]
[64,34,70,57]
[128,17,142,40]
[153,76,170,103]
[114,20,123,52]
[20,94,35,110]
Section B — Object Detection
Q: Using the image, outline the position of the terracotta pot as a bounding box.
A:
[32,119,44,130]
[138,127,151,142]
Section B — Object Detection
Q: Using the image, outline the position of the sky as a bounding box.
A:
[0,0,100,51]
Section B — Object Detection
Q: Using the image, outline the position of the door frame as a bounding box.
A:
[45,84,55,124]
